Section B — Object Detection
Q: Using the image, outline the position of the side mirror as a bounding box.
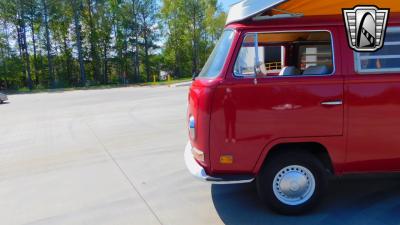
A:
[192,72,197,81]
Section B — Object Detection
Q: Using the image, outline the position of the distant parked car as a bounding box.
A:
[0,92,8,104]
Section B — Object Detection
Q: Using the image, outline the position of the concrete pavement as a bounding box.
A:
[1,86,400,225]
[0,87,220,225]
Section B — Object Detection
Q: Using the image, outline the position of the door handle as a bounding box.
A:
[321,100,343,106]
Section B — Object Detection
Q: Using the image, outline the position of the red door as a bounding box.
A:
[345,26,400,172]
[209,27,345,173]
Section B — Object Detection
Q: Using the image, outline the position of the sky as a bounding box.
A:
[220,0,241,12]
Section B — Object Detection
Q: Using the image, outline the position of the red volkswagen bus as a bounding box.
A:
[185,0,400,214]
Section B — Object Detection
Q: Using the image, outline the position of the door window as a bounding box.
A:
[234,31,334,77]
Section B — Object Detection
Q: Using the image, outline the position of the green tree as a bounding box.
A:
[97,0,113,84]
[41,0,54,87]
[72,0,87,86]
[0,0,226,90]
[25,0,40,86]
[161,0,226,78]
[138,0,158,82]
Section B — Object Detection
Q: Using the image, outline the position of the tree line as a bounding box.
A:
[0,0,226,90]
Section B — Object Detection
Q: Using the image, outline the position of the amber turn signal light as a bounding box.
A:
[219,155,233,164]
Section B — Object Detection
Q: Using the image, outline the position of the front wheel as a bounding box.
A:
[256,151,327,214]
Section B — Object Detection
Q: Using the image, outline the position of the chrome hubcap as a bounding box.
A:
[272,165,315,206]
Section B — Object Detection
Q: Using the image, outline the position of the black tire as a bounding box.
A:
[256,151,328,214]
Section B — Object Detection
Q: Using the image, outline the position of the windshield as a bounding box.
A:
[198,30,235,78]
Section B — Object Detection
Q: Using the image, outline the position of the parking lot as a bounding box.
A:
[1,86,400,225]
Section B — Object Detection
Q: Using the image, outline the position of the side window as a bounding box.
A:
[234,31,334,77]
[355,27,400,73]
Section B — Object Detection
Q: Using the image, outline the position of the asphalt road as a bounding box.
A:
[1,86,400,225]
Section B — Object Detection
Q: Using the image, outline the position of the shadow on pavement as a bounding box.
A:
[211,174,400,225]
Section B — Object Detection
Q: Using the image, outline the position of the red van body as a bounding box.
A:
[185,12,400,213]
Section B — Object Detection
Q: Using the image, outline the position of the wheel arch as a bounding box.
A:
[254,142,335,175]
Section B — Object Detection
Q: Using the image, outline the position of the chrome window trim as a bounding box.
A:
[233,30,336,79]
[233,33,259,78]
[387,27,400,32]
[354,26,400,74]
[384,42,400,46]
[359,55,400,60]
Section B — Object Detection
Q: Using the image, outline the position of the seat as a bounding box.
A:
[279,66,300,76]
[303,65,331,75]
[259,63,268,75]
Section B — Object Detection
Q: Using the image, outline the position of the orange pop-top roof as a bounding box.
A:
[275,0,400,16]
[226,0,400,25]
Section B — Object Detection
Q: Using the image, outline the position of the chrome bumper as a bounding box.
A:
[184,142,255,184]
